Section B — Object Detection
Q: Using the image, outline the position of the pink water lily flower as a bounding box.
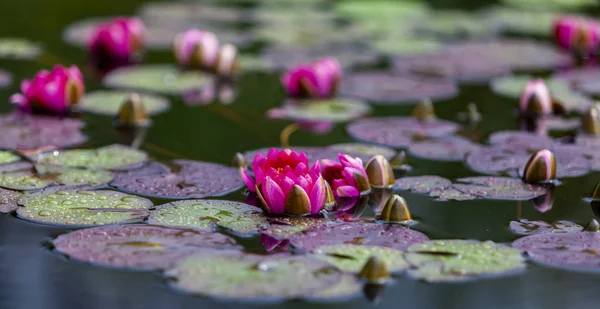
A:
[519,79,553,116]
[173,29,220,70]
[10,65,85,114]
[321,154,371,198]
[88,17,146,65]
[281,57,342,98]
[554,16,599,57]
[240,148,332,215]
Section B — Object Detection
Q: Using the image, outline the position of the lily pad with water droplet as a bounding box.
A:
[53,224,240,270]
[103,65,210,95]
[509,219,583,235]
[406,240,526,282]
[408,136,480,161]
[268,99,371,123]
[0,172,54,191]
[290,222,429,251]
[167,251,343,300]
[35,164,114,187]
[512,232,600,272]
[452,176,547,200]
[0,114,87,150]
[36,144,147,171]
[80,90,170,116]
[147,199,267,235]
[262,217,329,240]
[429,187,478,201]
[16,190,153,226]
[111,159,244,199]
[346,117,460,148]
[0,188,22,213]
[312,244,408,273]
[395,176,452,194]
[0,38,41,59]
[340,72,459,105]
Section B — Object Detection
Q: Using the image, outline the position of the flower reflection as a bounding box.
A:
[529,187,555,213]
[182,78,237,106]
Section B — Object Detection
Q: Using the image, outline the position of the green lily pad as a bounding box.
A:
[35,165,114,187]
[268,99,371,123]
[312,244,408,273]
[373,37,443,56]
[0,188,23,213]
[306,274,362,302]
[334,1,429,21]
[147,200,268,236]
[16,190,153,226]
[36,144,147,171]
[0,38,41,59]
[103,65,210,95]
[485,7,558,37]
[0,172,54,191]
[415,10,496,39]
[0,151,21,165]
[240,56,272,72]
[80,90,170,116]
[501,0,597,11]
[166,250,343,300]
[406,240,526,282]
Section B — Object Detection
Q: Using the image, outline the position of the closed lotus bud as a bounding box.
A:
[522,149,557,184]
[284,185,312,215]
[519,79,553,116]
[585,218,600,232]
[324,181,335,210]
[581,105,600,135]
[379,194,412,222]
[365,155,395,187]
[232,152,246,168]
[359,256,390,284]
[115,93,150,127]
[173,29,220,70]
[215,44,240,76]
[413,98,435,121]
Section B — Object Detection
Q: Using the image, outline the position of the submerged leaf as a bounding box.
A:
[312,244,408,273]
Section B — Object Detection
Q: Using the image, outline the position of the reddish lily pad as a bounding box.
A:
[103,65,210,95]
[80,90,170,116]
[0,114,87,150]
[0,38,42,60]
[545,117,581,131]
[289,222,429,251]
[512,232,600,272]
[452,176,547,200]
[408,136,480,161]
[52,224,240,270]
[0,188,22,213]
[36,144,147,171]
[340,72,458,105]
[167,251,343,300]
[268,99,371,123]
[312,244,408,273]
[488,131,555,150]
[395,176,452,194]
[147,199,267,235]
[16,190,153,226]
[111,160,244,199]
[509,219,583,235]
[346,117,460,148]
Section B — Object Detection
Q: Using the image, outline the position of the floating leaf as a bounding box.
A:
[485,7,558,37]
[545,117,581,131]
[512,232,600,271]
[0,114,87,150]
[0,172,54,191]
[373,37,443,57]
[261,45,380,70]
[36,144,147,171]
[329,143,397,161]
[340,72,458,105]
[406,240,526,282]
[111,160,244,199]
[509,219,583,235]
[0,38,41,59]
[103,65,210,95]
[488,131,555,150]
[268,99,371,123]
[290,222,429,251]
[0,151,21,165]
[346,116,459,148]
[414,10,497,39]
[53,224,240,270]
[0,188,22,213]
[305,274,362,302]
[138,2,250,24]
[334,1,430,20]
[452,176,547,200]
[408,136,480,161]
[395,176,452,194]
[262,217,329,240]
[36,165,114,187]
[80,90,170,116]
[312,244,408,273]
[147,199,267,235]
[501,0,597,11]
[167,251,343,300]
[17,190,153,226]
[429,187,477,201]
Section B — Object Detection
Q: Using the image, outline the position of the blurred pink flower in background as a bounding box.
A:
[281,57,341,98]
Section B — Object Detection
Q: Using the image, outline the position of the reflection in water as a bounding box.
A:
[529,186,555,213]
[363,283,387,304]
[183,78,237,106]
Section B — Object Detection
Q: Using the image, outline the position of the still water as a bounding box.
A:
[0,0,599,308]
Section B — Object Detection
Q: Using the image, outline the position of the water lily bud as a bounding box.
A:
[379,194,411,222]
[285,185,312,215]
[115,93,150,127]
[519,79,553,116]
[413,98,435,121]
[365,155,395,187]
[585,218,600,232]
[173,29,220,70]
[232,152,246,169]
[522,149,557,184]
[359,256,390,284]
[581,105,600,135]
[215,44,240,77]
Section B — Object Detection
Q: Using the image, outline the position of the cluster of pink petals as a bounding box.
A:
[281,57,342,98]
[519,79,553,115]
[173,29,238,75]
[240,148,327,215]
[10,65,85,114]
[321,154,369,198]
[554,16,599,57]
[87,17,146,63]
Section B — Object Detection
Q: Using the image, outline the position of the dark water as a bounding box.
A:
[0,0,599,308]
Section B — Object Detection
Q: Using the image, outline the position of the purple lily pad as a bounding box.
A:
[52,224,240,270]
[488,131,555,151]
[509,219,583,235]
[0,114,87,150]
[545,117,581,131]
[111,159,244,199]
[346,117,460,148]
[408,136,480,161]
[395,176,452,194]
[452,176,547,200]
[0,69,11,88]
[553,68,600,96]
[261,45,380,70]
[289,221,429,252]
[574,80,600,97]
[429,187,478,201]
[340,72,458,105]
[0,188,22,213]
[512,232,600,271]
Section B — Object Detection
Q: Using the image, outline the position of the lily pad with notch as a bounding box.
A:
[52,224,240,270]
[509,219,583,235]
[312,244,408,273]
[0,114,87,150]
[267,99,371,123]
[35,164,114,187]
[16,189,153,226]
[80,90,170,116]
[103,64,210,95]
[35,144,147,171]
[0,38,41,60]
[395,176,452,194]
